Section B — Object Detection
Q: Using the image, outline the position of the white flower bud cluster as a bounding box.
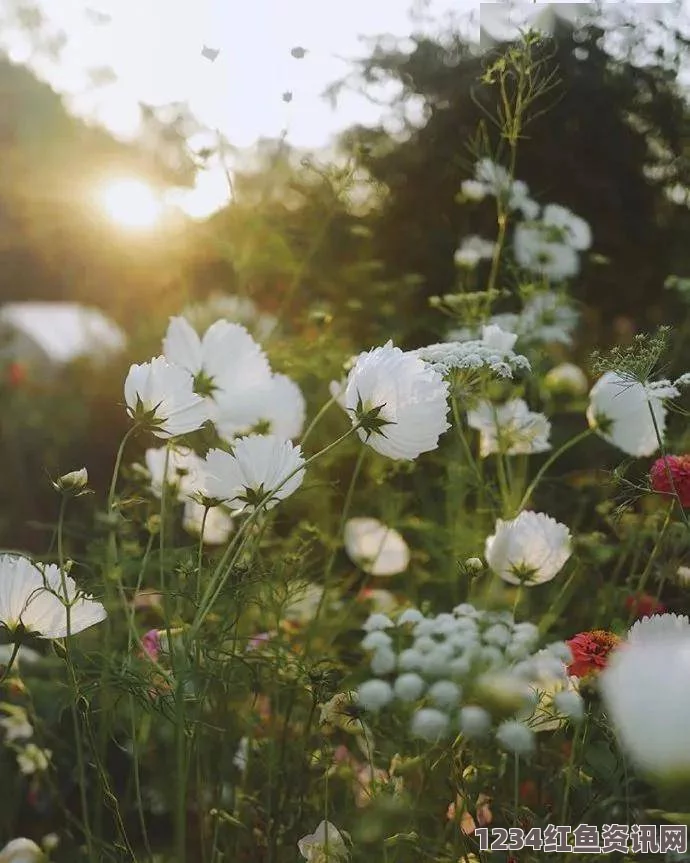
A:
[357,604,580,756]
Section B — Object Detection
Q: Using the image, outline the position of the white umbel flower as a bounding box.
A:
[587,371,678,457]
[298,821,349,862]
[182,500,234,545]
[342,341,450,460]
[600,633,690,783]
[163,316,275,438]
[627,613,690,644]
[467,399,551,457]
[485,511,572,586]
[203,435,305,512]
[0,556,106,639]
[496,720,535,756]
[344,518,410,577]
[145,446,203,500]
[124,357,209,438]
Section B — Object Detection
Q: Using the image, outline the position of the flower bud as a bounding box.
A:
[52,468,90,497]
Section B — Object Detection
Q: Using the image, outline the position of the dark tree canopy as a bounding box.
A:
[336,19,690,349]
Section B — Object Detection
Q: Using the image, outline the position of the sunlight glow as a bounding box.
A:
[98,178,163,230]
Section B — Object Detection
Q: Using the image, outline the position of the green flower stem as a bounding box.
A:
[190,423,361,640]
[56,496,95,860]
[633,499,675,604]
[304,444,366,653]
[299,393,337,450]
[516,427,595,514]
[0,639,22,686]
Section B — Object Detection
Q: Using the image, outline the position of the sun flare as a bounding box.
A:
[98,178,163,230]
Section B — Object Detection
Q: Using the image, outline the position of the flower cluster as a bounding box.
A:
[451,292,580,348]
[415,325,531,380]
[357,605,581,756]
[124,315,306,442]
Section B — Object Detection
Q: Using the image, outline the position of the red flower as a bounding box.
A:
[650,455,690,507]
[625,593,666,620]
[566,629,620,678]
[6,361,26,388]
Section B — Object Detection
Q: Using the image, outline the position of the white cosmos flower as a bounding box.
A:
[255,373,306,439]
[586,371,678,457]
[0,555,106,639]
[0,838,44,863]
[599,633,690,783]
[485,511,572,586]
[182,500,234,545]
[163,316,275,438]
[344,341,450,460]
[144,446,203,500]
[542,204,592,251]
[203,434,305,511]
[342,341,450,460]
[454,236,496,268]
[467,399,551,458]
[124,357,208,438]
[298,821,348,862]
[513,223,580,281]
[344,518,410,577]
[627,613,690,644]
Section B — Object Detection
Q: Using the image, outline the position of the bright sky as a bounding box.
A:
[1,0,476,216]
[1,0,683,218]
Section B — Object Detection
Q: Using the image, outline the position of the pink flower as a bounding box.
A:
[650,454,690,507]
[246,631,274,651]
[140,629,161,662]
[625,594,667,620]
[566,630,620,678]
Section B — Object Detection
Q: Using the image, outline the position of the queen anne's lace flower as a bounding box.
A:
[344,518,410,577]
[600,633,690,782]
[587,371,678,457]
[467,399,551,457]
[203,434,305,512]
[358,605,574,744]
[0,555,106,639]
[124,357,209,438]
[415,326,530,380]
[485,512,571,586]
[342,341,450,460]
